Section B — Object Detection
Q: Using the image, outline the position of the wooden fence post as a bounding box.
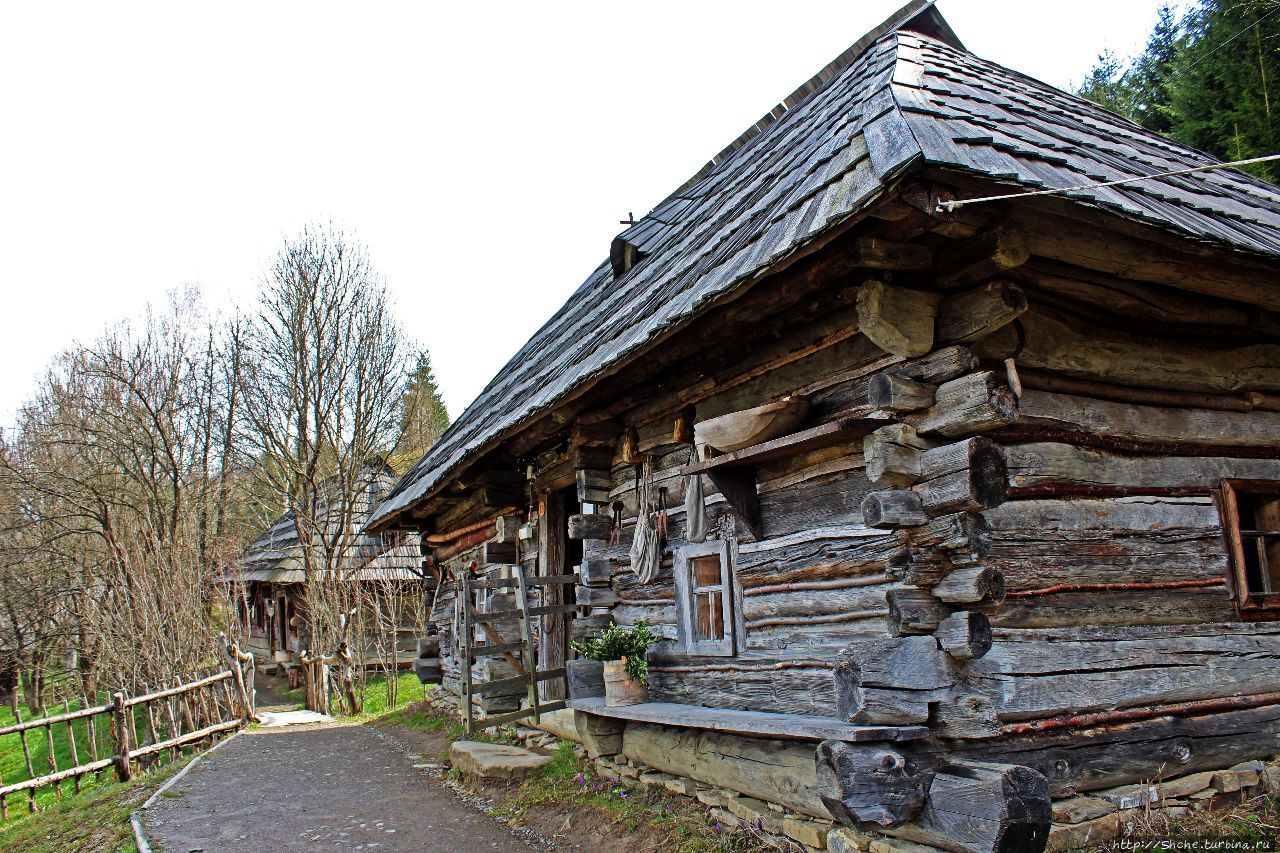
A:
[225,638,257,722]
[111,690,132,782]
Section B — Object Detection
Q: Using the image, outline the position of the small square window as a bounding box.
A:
[674,540,738,656]
[1217,479,1280,614]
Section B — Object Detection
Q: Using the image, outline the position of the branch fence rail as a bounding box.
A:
[0,641,256,819]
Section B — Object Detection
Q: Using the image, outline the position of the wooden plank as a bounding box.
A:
[681,418,877,475]
[460,573,475,734]
[527,573,580,586]
[514,566,541,722]
[568,697,928,742]
[476,700,569,730]
[471,641,525,657]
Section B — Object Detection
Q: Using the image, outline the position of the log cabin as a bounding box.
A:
[368,2,1280,849]
[234,463,426,679]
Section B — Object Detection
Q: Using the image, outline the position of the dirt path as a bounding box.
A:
[143,722,535,852]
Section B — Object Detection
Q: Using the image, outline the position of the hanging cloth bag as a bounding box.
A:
[629,461,662,584]
[684,450,709,544]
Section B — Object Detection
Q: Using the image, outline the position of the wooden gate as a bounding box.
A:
[458,564,577,733]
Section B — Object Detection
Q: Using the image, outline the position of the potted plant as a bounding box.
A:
[571,622,660,706]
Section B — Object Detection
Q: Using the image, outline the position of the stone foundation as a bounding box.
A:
[431,693,1280,852]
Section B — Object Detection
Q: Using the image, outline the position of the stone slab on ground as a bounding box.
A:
[256,709,332,727]
[145,724,529,852]
[450,741,552,780]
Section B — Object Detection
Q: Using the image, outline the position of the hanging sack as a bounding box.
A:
[629,461,662,583]
[684,453,708,544]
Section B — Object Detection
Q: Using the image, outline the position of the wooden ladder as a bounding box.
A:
[458,565,578,734]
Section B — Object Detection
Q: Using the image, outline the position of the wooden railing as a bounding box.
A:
[0,645,256,819]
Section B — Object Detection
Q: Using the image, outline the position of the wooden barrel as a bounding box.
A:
[603,659,647,707]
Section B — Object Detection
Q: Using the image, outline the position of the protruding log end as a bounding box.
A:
[919,762,1051,853]
[567,513,613,541]
[862,489,928,528]
[817,741,928,828]
[935,610,993,660]
[888,588,952,637]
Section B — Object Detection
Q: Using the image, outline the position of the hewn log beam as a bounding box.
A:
[857,280,940,357]
[936,280,1028,344]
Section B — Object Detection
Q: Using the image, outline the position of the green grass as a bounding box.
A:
[353,671,425,720]
[0,752,192,853]
[0,693,205,824]
[488,742,752,852]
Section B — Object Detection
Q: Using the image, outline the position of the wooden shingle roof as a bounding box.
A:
[370,4,1280,531]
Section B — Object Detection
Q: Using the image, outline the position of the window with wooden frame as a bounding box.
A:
[673,539,738,656]
[1218,479,1280,614]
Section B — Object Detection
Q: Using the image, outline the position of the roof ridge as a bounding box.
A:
[664,0,961,203]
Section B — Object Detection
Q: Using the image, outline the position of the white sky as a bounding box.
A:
[0,0,1181,428]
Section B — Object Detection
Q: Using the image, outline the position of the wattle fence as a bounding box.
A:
[0,640,256,819]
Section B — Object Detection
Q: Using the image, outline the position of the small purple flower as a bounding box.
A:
[713,823,723,833]
[575,774,586,785]
[617,791,628,799]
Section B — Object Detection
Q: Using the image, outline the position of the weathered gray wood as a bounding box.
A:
[576,469,612,504]
[933,693,1002,740]
[976,307,1280,394]
[935,611,993,661]
[646,659,842,716]
[897,762,1051,853]
[933,222,1030,290]
[933,566,1005,605]
[890,345,981,386]
[916,703,1280,796]
[566,661,605,700]
[865,424,930,486]
[495,513,523,544]
[1004,443,1280,491]
[870,374,937,412]
[909,372,1018,437]
[575,585,619,607]
[1015,389,1280,448]
[903,512,992,565]
[857,280,940,357]
[968,633,1280,722]
[567,513,613,541]
[850,236,937,271]
[936,280,1028,344]
[888,587,952,636]
[579,555,616,586]
[863,489,928,528]
[915,437,1007,515]
[834,636,952,724]
[480,541,517,565]
[816,741,928,827]
[570,697,925,742]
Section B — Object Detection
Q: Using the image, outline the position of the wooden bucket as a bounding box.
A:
[603,659,647,707]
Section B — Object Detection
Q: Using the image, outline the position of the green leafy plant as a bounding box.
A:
[572,622,661,683]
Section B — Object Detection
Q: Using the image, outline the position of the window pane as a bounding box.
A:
[695,591,723,642]
[692,555,722,589]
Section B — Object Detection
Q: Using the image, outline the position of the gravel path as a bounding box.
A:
[144,723,533,852]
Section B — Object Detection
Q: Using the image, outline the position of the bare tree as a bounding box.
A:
[238,225,414,673]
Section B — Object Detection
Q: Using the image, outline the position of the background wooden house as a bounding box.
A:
[368,2,1280,849]
[235,463,426,678]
